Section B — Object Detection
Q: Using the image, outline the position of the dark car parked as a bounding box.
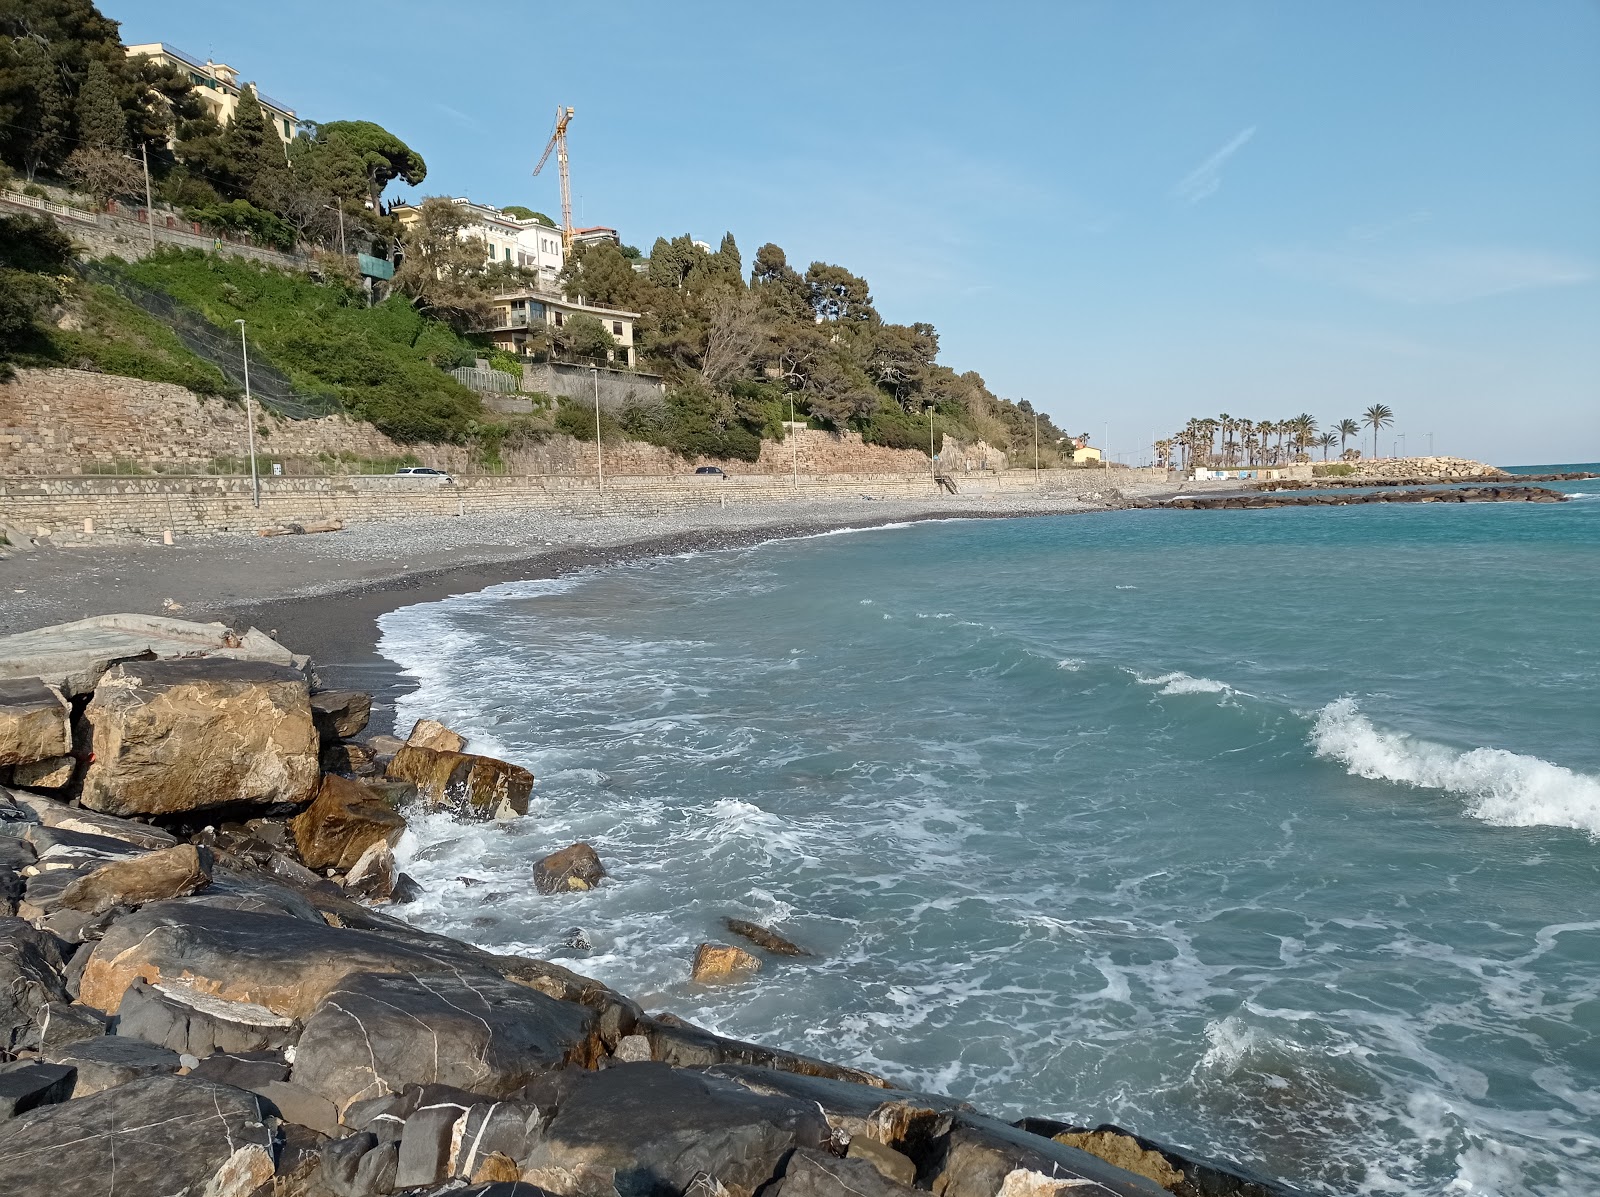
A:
[693,466,727,477]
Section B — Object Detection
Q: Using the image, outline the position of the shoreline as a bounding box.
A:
[4,494,1142,730]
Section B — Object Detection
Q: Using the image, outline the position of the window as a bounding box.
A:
[612,321,623,336]
[553,311,564,327]
[283,119,291,138]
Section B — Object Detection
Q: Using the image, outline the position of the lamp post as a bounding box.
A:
[140,143,155,251]
[325,202,346,256]
[592,366,603,496]
[235,320,260,508]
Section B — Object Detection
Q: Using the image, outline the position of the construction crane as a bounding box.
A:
[533,105,576,254]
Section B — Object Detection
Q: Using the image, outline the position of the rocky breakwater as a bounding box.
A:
[1160,485,1568,510]
[0,615,1300,1197]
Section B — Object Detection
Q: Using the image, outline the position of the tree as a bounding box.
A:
[699,290,762,389]
[1316,431,1338,460]
[562,241,641,309]
[1336,418,1360,455]
[220,85,286,208]
[394,197,493,328]
[501,205,554,226]
[1,37,69,180]
[64,143,140,204]
[0,213,73,373]
[1364,403,1394,460]
[311,120,425,207]
[554,312,615,364]
[806,262,876,323]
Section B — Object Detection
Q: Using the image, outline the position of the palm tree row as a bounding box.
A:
[1153,406,1395,470]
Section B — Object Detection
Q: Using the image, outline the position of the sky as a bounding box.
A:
[106,1,1599,465]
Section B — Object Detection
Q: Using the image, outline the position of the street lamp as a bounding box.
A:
[325,202,346,256]
[235,320,260,508]
[592,366,603,496]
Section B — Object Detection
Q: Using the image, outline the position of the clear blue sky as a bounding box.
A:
[107,0,1599,465]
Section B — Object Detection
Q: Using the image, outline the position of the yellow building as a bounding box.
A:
[486,291,638,369]
[125,43,297,144]
[1071,445,1103,463]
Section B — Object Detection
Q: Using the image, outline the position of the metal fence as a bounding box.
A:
[75,261,341,421]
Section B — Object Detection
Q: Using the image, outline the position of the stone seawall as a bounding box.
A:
[0,467,1167,538]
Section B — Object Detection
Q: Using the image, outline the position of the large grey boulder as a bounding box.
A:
[79,657,319,817]
[115,977,300,1057]
[293,969,597,1113]
[44,1034,182,1096]
[769,1148,919,1197]
[311,690,372,742]
[642,1015,888,1088]
[0,1061,75,1123]
[57,843,213,914]
[0,1073,275,1197]
[0,917,70,1053]
[0,678,70,769]
[520,1062,832,1197]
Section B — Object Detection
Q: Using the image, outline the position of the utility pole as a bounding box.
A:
[789,393,798,490]
[140,143,155,252]
[1033,411,1040,489]
[592,366,603,496]
[235,320,260,508]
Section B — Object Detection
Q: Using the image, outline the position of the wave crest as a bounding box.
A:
[1311,698,1600,837]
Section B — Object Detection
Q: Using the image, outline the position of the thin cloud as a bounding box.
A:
[1260,244,1594,304]
[1347,210,1432,242]
[1174,126,1257,205]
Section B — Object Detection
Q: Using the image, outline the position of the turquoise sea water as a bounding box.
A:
[379,467,1600,1196]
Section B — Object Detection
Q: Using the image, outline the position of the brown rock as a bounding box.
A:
[471,1152,522,1184]
[343,839,397,901]
[365,733,407,758]
[1051,1130,1185,1190]
[9,755,74,789]
[0,678,70,768]
[691,942,762,983]
[386,743,532,820]
[320,740,377,777]
[725,917,812,957]
[407,718,466,753]
[79,658,318,817]
[309,690,372,741]
[533,843,606,894]
[847,1135,917,1186]
[289,774,407,872]
[57,843,213,914]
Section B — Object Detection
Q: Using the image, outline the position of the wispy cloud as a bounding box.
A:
[1260,244,1594,304]
[1173,126,1257,205]
[1346,209,1432,242]
[433,102,481,129]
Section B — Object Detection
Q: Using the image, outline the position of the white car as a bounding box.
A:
[394,466,455,484]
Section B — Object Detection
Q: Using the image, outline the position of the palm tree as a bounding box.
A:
[1336,418,1360,456]
[1364,404,1395,460]
[1217,414,1233,466]
[1289,414,1317,461]
[1316,431,1338,460]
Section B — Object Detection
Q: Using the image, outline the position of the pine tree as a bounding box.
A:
[221,84,286,207]
[11,40,70,180]
[76,57,126,150]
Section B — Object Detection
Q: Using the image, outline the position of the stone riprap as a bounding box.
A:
[0,623,1300,1197]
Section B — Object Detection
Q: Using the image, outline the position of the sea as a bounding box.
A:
[376,463,1600,1196]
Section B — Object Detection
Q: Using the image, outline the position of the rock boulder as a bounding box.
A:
[386,743,532,821]
[0,678,70,769]
[692,942,762,982]
[289,774,407,872]
[408,718,466,752]
[311,690,372,742]
[293,969,598,1113]
[0,1073,274,1197]
[79,658,319,817]
[533,843,606,894]
[56,842,213,914]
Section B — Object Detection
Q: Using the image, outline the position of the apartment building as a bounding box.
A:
[486,290,638,369]
[392,199,565,291]
[124,43,297,144]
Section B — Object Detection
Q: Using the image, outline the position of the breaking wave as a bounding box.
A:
[1311,698,1600,837]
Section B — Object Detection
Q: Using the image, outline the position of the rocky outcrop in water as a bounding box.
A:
[0,615,1303,1197]
[1160,485,1568,510]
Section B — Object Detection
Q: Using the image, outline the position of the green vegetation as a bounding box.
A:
[554,234,1070,464]
[116,250,486,441]
[1313,463,1357,477]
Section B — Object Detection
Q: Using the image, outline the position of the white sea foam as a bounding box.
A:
[1057,658,1084,672]
[1133,670,1235,696]
[1311,698,1600,837]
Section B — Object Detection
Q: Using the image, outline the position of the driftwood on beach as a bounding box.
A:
[0,616,1299,1197]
